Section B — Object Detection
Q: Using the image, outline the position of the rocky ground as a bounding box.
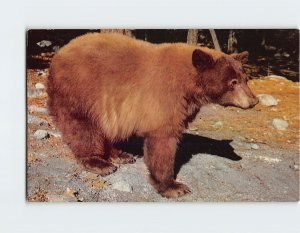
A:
[27,69,299,202]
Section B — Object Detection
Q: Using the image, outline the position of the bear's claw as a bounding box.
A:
[81,157,118,176]
[159,181,191,198]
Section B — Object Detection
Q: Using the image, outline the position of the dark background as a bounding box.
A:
[27,29,299,82]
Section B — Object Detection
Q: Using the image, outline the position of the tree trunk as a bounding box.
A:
[227,30,238,54]
[101,29,134,37]
[209,29,221,51]
[187,29,199,45]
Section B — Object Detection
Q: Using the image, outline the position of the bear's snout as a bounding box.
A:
[235,85,259,109]
[239,96,259,109]
[219,83,259,110]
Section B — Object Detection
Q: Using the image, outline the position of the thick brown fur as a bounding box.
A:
[47,33,258,198]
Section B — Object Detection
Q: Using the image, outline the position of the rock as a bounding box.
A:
[274,53,281,58]
[28,105,48,114]
[47,194,64,202]
[199,34,205,40]
[272,118,289,130]
[27,89,44,98]
[189,125,198,131]
[53,45,60,52]
[112,181,132,193]
[290,163,299,171]
[268,75,287,80]
[33,129,50,140]
[28,115,49,126]
[212,121,223,129]
[264,45,276,51]
[232,141,252,150]
[64,188,79,201]
[255,155,281,163]
[48,130,62,138]
[36,40,52,47]
[282,52,290,58]
[257,94,278,106]
[211,105,218,110]
[251,143,260,150]
[35,83,45,90]
[36,69,48,77]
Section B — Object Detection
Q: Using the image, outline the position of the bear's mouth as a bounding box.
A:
[220,100,258,110]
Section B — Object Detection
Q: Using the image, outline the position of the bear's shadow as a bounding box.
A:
[115,133,241,177]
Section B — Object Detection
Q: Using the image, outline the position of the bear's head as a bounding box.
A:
[192,49,259,109]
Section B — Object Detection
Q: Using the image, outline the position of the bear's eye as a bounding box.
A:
[230,79,238,86]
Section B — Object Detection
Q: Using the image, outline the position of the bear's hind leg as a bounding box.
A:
[144,135,191,198]
[52,106,117,176]
[70,127,118,176]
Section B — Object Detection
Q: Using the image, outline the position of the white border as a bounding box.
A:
[0,0,299,232]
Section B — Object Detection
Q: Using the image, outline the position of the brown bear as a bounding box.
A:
[47,33,258,198]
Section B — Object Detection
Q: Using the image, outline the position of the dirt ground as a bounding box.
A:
[26,69,299,202]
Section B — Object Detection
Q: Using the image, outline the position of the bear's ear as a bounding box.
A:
[192,49,215,71]
[230,51,249,64]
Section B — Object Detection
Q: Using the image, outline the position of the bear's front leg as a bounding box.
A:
[144,135,191,198]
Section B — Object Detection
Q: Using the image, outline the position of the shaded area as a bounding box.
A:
[27,57,51,69]
[174,134,241,176]
[115,133,241,176]
[115,136,144,157]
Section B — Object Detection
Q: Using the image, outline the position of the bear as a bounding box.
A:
[47,33,258,198]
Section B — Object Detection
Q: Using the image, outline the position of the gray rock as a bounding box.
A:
[264,45,276,51]
[28,105,48,114]
[282,52,290,58]
[289,163,299,171]
[37,40,52,47]
[272,118,289,130]
[27,88,45,98]
[35,83,45,90]
[48,130,62,138]
[251,143,260,150]
[53,45,60,52]
[257,94,278,106]
[230,140,252,150]
[112,181,132,193]
[33,130,50,140]
[274,53,281,58]
[199,34,206,40]
[28,115,49,126]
